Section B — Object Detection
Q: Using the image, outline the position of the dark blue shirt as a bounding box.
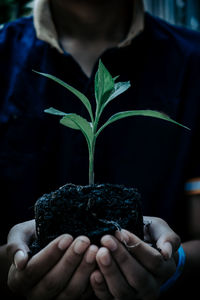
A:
[0,13,200,245]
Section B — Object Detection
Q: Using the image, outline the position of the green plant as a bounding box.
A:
[34,60,189,185]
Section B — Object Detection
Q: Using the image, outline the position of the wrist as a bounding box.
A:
[174,247,179,265]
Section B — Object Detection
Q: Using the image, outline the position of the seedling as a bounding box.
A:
[34,60,189,185]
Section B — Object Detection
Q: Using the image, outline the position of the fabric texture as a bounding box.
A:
[0,12,200,243]
[1,10,200,300]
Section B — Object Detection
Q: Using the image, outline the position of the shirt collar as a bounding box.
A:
[33,0,144,54]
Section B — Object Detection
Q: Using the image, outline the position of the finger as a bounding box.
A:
[96,247,136,299]
[115,230,165,275]
[102,235,159,299]
[28,236,90,300]
[143,217,181,259]
[156,235,180,260]
[115,231,176,285]
[116,230,176,279]
[7,220,36,269]
[56,244,98,300]
[8,234,73,294]
[157,241,173,260]
[13,250,29,270]
[90,270,112,300]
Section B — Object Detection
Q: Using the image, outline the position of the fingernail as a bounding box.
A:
[94,272,104,284]
[116,229,129,243]
[162,242,172,260]
[58,235,73,251]
[14,250,25,269]
[101,236,118,252]
[99,248,111,266]
[121,230,129,243]
[85,245,98,264]
[74,238,89,255]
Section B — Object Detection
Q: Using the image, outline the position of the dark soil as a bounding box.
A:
[30,183,143,255]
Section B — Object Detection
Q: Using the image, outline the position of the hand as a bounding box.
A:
[7,220,36,270]
[6,220,98,299]
[143,216,181,260]
[90,217,181,300]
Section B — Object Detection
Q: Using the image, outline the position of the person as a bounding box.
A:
[0,0,200,299]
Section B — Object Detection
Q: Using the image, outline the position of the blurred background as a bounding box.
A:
[0,0,200,32]
[0,0,34,24]
[144,0,200,31]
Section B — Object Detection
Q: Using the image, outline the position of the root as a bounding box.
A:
[98,218,122,231]
[116,230,141,250]
[124,241,141,250]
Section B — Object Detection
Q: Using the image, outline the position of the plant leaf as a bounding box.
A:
[60,113,93,150]
[60,115,81,130]
[96,110,190,137]
[94,60,114,108]
[113,75,120,81]
[33,70,94,122]
[105,81,131,105]
[44,107,67,116]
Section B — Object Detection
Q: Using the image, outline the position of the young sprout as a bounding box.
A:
[33,60,189,185]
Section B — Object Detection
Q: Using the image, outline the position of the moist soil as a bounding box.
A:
[30,183,143,255]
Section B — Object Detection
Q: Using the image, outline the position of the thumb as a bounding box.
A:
[7,220,35,270]
[156,235,180,260]
[13,250,29,270]
[143,217,181,260]
[157,240,173,260]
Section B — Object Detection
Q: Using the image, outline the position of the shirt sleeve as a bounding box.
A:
[185,178,200,195]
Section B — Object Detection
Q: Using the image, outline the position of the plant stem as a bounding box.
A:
[89,139,96,185]
[88,105,101,185]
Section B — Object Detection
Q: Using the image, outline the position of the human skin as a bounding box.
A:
[91,219,179,299]
[47,6,200,296]
[1,0,200,298]
[1,217,180,299]
[49,0,135,76]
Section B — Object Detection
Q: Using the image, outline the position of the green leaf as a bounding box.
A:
[60,113,94,151]
[105,81,131,105]
[96,110,190,137]
[33,70,94,122]
[97,81,131,118]
[113,75,120,81]
[60,115,80,130]
[44,107,67,116]
[94,60,114,108]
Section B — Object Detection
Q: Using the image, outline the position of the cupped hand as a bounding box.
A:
[143,216,181,260]
[91,217,181,300]
[7,220,36,270]
[6,220,98,299]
